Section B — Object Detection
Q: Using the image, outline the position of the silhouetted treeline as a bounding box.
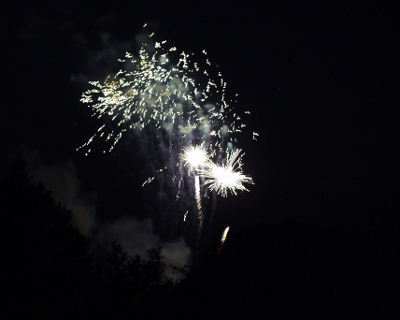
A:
[1,157,398,319]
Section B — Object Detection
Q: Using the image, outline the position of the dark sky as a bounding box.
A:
[2,1,398,257]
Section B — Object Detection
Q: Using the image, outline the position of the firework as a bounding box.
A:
[199,148,253,197]
[77,28,246,155]
[78,26,255,246]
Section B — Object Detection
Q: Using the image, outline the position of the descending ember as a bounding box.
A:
[219,226,230,251]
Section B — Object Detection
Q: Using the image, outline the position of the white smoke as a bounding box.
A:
[99,216,191,281]
[19,146,96,235]
[16,146,191,280]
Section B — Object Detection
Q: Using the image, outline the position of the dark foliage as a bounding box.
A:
[1,155,91,317]
[0,156,168,319]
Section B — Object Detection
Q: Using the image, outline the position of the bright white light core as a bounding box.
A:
[182,146,208,168]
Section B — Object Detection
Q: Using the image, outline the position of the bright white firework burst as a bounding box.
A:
[199,148,254,197]
[182,146,208,169]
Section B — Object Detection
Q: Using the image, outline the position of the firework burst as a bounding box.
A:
[199,149,254,197]
[78,25,255,246]
[77,26,245,155]
[182,145,208,170]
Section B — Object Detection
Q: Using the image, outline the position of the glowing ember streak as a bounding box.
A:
[219,226,230,251]
[199,149,254,197]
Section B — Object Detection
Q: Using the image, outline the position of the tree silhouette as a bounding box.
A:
[1,154,92,317]
[0,155,172,318]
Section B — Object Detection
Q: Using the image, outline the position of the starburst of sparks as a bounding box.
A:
[199,149,254,197]
[182,146,208,169]
[77,28,247,155]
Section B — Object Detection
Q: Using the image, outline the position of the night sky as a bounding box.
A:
[2,1,398,263]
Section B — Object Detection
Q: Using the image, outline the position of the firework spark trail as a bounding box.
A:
[182,146,207,230]
[195,175,203,229]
